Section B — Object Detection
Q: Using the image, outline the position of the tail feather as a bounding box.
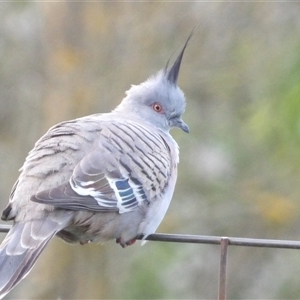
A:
[0,239,50,298]
[0,218,67,299]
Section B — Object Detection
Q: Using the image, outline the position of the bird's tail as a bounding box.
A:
[0,217,68,299]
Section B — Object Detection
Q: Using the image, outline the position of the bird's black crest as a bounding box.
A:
[165,28,195,85]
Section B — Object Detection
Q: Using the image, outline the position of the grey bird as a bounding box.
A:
[0,33,191,298]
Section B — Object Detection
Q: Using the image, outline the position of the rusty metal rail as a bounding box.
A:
[1,224,300,299]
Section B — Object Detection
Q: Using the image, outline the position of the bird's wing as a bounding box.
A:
[31,120,173,214]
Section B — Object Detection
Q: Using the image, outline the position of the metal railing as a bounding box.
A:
[1,224,300,299]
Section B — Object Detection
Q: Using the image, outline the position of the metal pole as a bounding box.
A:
[2,224,300,249]
[141,233,300,250]
[218,237,229,300]
[2,224,300,298]
[0,224,11,233]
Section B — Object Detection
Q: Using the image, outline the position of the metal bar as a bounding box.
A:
[1,224,300,250]
[139,233,300,250]
[0,225,11,233]
[3,224,300,300]
[218,237,229,300]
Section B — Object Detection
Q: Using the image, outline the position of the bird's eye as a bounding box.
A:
[152,103,163,113]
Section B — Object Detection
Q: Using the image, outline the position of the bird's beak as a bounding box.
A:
[170,118,190,133]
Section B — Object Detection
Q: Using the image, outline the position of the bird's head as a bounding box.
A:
[114,33,192,134]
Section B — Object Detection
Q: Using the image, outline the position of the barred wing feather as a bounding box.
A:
[31,120,172,214]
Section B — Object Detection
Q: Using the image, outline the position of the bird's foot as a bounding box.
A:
[80,239,92,245]
[116,237,137,248]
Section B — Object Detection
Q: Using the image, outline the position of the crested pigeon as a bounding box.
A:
[0,33,191,298]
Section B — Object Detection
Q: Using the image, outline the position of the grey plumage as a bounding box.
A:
[0,33,191,298]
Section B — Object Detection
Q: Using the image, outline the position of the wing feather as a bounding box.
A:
[31,120,172,213]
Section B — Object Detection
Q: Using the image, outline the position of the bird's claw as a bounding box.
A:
[116,237,137,248]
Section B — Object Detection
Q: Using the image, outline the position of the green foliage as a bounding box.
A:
[123,244,176,299]
[249,56,300,170]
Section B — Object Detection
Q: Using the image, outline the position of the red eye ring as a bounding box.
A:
[152,103,163,113]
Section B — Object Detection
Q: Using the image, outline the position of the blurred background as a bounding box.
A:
[1,2,300,299]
